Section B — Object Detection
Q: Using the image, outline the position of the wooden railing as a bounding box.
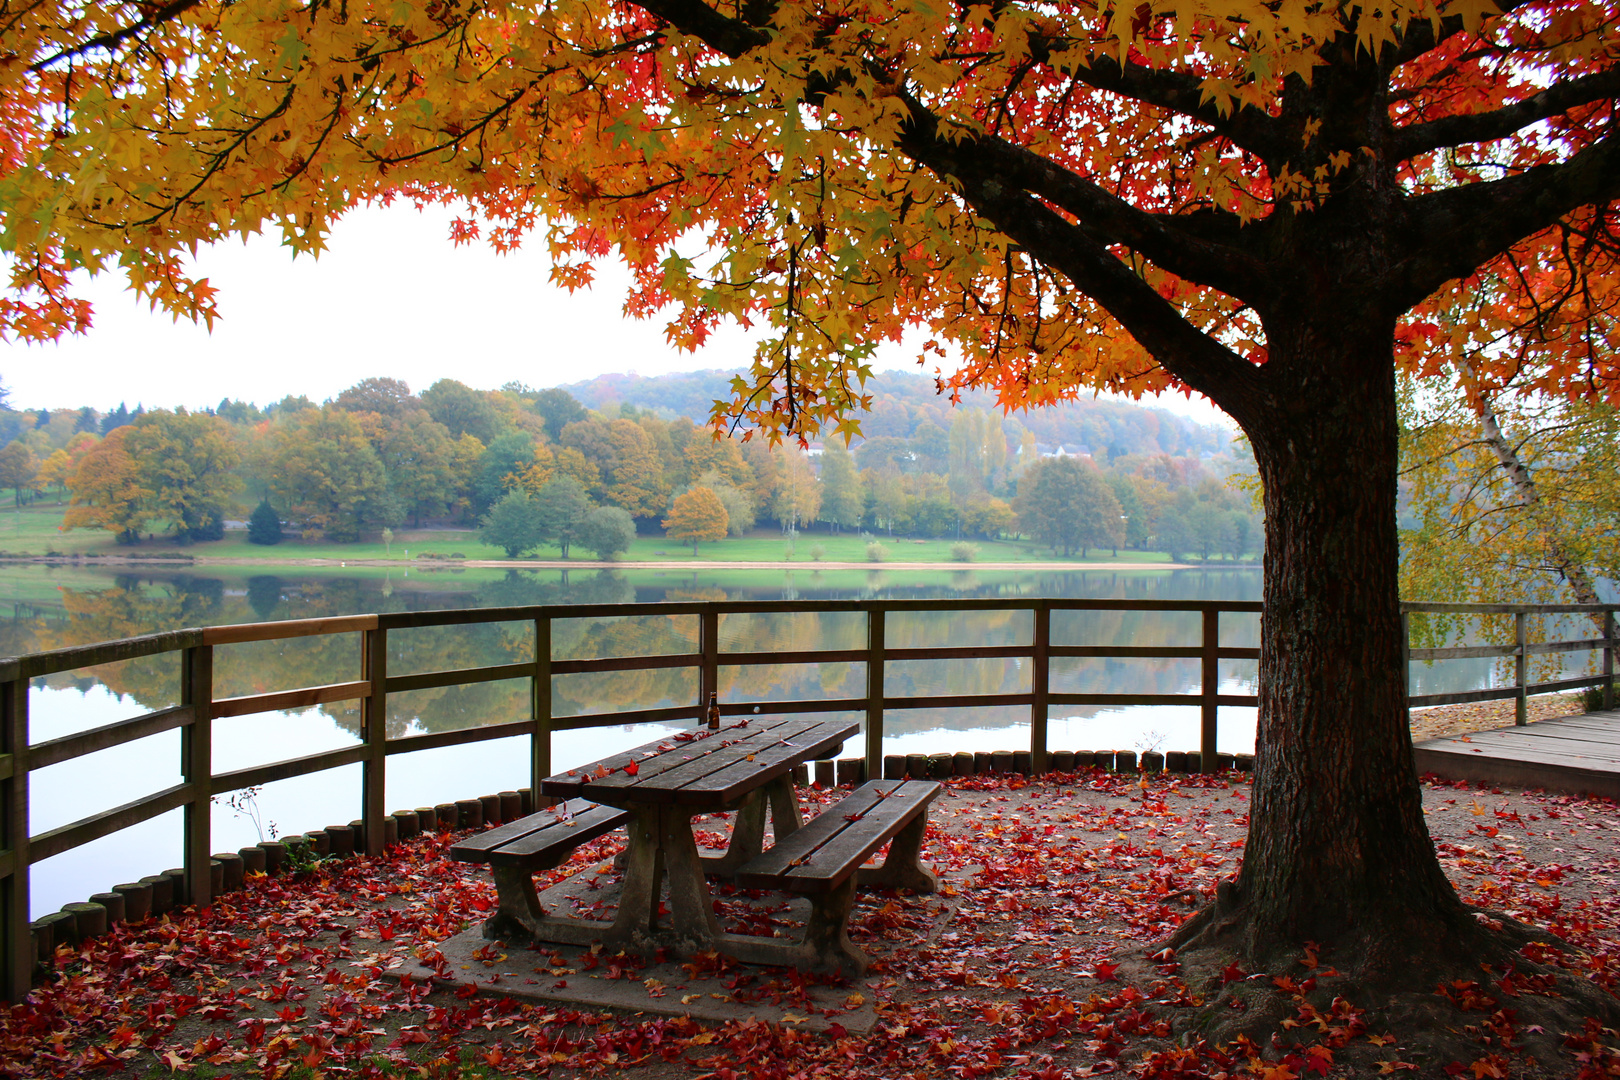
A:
[0,596,1614,1000]
[1404,602,1618,720]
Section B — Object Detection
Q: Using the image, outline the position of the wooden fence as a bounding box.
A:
[0,597,1614,1000]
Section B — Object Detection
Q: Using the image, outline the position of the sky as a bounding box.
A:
[6,201,1235,431]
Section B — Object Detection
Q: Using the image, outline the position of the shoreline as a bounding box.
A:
[0,554,1216,572]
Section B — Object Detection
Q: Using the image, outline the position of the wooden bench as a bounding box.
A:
[449,799,629,943]
[732,779,941,974]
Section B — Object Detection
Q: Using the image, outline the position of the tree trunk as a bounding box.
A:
[1190,313,1471,975]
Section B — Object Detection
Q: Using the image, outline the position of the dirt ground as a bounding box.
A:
[3,695,1616,1080]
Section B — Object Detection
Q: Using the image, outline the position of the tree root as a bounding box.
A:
[1136,885,1620,1077]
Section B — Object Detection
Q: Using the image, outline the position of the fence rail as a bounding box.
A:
[1,597,1615,1001]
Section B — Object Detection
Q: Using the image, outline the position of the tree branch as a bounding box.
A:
[1378,0,1537,72]
[894,120,1257,410]
[1044,53,1283,159]
[912,117,1268,305]
[1392,68,1620,161]
[632,0,768,58]
[29,0,208,72]
[1393,132,1620,309]
[634,0,1268,306]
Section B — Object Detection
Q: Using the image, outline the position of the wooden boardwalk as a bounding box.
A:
[1413,710,1620,800]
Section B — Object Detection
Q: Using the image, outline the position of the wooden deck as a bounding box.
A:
[1413,710,1620,800]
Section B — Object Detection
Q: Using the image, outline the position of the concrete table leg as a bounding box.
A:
[658,806,721,953]
[606,807,666,945]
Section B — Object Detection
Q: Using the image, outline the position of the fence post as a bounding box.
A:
[181,645,214,908]
[1201,607,1219,771]
[1031,604,1049,775]
[533,615,552,790]
[699,609,719,724]
[361,628,388,857]
[1400,610,1411,712]
[865,608,885,782]
[1514,610,1527,727]
[1605,610,1615,713]
[1,673,30,1001]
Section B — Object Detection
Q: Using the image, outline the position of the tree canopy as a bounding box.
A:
[663,485,729,552]
[1014,456,1124,557]
[0,2,1613,433]
[479,487,546,558]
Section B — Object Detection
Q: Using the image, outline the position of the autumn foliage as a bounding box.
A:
[0,2,1611,437]
[664,485,730,552]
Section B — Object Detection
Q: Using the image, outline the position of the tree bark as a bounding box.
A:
[1192,311,1472,974]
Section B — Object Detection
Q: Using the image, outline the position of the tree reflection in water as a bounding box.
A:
[9,564,1275,739]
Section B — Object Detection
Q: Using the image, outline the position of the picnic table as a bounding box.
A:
[542,717,853,952]
[452,715,941,973]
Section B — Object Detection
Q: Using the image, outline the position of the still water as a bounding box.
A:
[1,560,1500,916]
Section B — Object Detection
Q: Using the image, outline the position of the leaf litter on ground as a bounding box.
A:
[5,757,1620,1079]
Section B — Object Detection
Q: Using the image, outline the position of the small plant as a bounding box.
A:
[282,840,322,875]
[784,543,795,561]
[866,542,887,563]
[1582,684,1618,712]
[214,785,278,842]
[809,544,826,561]
[950,542,979,562]
[1134,729,1165,757]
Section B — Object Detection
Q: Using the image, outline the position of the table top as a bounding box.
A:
[540,716,858,809]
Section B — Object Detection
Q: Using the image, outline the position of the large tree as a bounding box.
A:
[480,488,546,558]
[663,484,730,552]
[533,476,593,558]
[62,427,148,542]
[5,0,1620,1051]
[374,410,459,526]
[1013,455,1125,556]
[123,409,243,541]
[817,440,864,532]
[263,407,388,541]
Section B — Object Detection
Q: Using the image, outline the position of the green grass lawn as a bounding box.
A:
[0,498,1217,566]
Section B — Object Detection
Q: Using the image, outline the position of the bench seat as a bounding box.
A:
[449,799,629,941]
[732,779,941,974]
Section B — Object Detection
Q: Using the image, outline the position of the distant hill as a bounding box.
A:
[563,368,1233,460]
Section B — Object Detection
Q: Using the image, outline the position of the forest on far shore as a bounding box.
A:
[0,370,1259,563]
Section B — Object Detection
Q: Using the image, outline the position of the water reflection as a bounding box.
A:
[11,565,1267,735]
[10,562,1277,916]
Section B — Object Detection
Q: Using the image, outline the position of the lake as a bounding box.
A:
[3,559,1502,917]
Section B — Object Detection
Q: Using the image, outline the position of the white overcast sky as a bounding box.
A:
[6,202,1233,430]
